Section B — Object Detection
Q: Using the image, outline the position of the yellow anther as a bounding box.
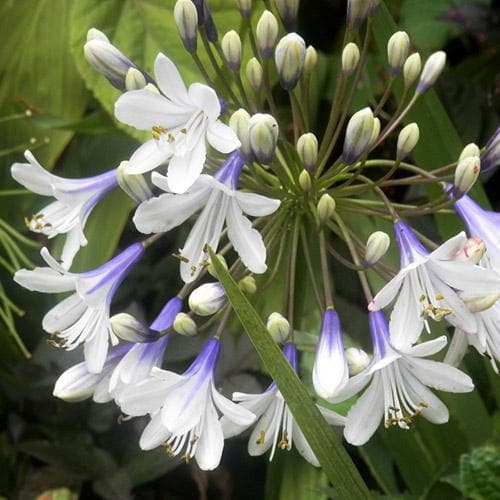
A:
[419,294,426,302]
[435,294,444,301]
[256,431,266,445]
[181,452,191,463]
[152,125,167,140]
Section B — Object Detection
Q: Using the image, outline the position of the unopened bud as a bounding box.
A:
[256,10,279,59]
[453,156,480,196]
[403,53,421,87]
[459,143,480,163]
[345,347,371,375]
[275,0,299,31]
[297,133,318,171]
[342,107,375,165]
[118,161,153,203]
[221,30,242,71]
[174,0,199,53]
[454,237,486,265]
[369,117,380,148]
[317,193,336,223]
[207,253,228,279]
[342,42,360,76]
[236,0,252,18]
[481,127,500,173]
[230,109,253,163]
[387,31,410,75]
[275,33,306,91]
[461,292,500,313]
[416,51,446,94]
[364,231,390,266]
[249,113,279,164]
[267,312,290,343]
[397,123,420,160]
[125,68,147,90]
[144,83,160,93]
[110,313,158,342]
[188,282,226,316]
[299,169,312,191]
[173,312,198,336]
[347,0,374,29]
[304,46,318,74]
[246,57,263,92]
[239,275,257,294]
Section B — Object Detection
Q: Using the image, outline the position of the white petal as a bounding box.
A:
[248,398,283,456]
[211,385,256,426]
[429,232,467,260]
[318,405,347,426]
[60,226,87,270]
[404,336,447,358]
[293,421,319,467]
[166,142,207,194]
[92,374,113,403]
[154,53,190,105]
[83,323,110,374]
[140,412,171,450]
[42,293,86,333]
[195,402,224,470]
[327,371,372,404]
[53,362,101,402]
[235,191,281,217]
[188,83,221,121]
[14,267,75,293]
[313,344,349,400]
[118,378,170,416]
[11,152,54,195]
[444,329,470,366]
[369,269,410,311]
[207,121,241,153]
[126,140,171,175]
[40,246,69,273]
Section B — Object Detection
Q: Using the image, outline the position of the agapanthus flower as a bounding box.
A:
[115,53,240,194]
[118,338,256,470]
[133,151,280,282]
[11,151,118,269]
[221,343,346,466]
[480,126,500,173]
[14,243,144,373]
[369,220,500,348]
[330,311,474,446]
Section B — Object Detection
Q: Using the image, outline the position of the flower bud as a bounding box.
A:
[459,143,480,163]
[304,45,318,74]
[246,57,263,92]
[403,53,421,87]
[239,275,257,294]
[453,237,486,265]
[110,313,158,342]
[274,33,306,91]
[296,133,318,171]
[249,113,279,164]
[188,282,226,316]
[221,30,242,71]
[345,347,371,375]
[236,0,252,18]
[174,0,199,53]
[342,42,360,77]
[416,51,446,95]
[256,10,279,59]
[207,253,228,279]
[397,123,420,160]
[299,169,312,192]
[481,127,500,173]
[275,0,299,31]
[117,161,153,203]
[342,107,375,165]
[461,292,500,313]
[387,31,410,75]
[125,68,147,91]
[369,117,381,148]
[144,83,160,94]
[364,231,390,266]
[453,156,480,196]
[317,193,336,223]
[230,109,253,163]
[347,0,374,29]
[173,312,198,336]
[267,312,290,343]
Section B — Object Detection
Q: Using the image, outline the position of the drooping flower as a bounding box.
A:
[118,338,256,470]
[115,53,240,194]
[369,220,500,348]
[221,343,346,467]
[11,151,118,269]
[133,151,280,282]
[330,311,474,446]
[14,243,144,373]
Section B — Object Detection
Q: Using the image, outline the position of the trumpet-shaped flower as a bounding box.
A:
[14,243,144,373]
[369,220,500,348]
[221,343,346,467]
[118,338,256,470]
[115,53,240,194]
[11,151,118,269]
[330,311,474,446]
[133,151,280,282]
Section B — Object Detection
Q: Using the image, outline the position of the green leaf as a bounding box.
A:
[460,446,500,500]
[208,248,371,500]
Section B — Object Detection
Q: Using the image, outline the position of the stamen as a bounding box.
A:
[152,125,167,140]
[256,430,266,445]
[172,252,189,263]
[278,430,289,449]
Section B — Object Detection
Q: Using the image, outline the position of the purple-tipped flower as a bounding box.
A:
[312,310,349,399]
[14,243,144,373]
[118,338,255,470]
[416,51,446,94]
[481,126,500,173]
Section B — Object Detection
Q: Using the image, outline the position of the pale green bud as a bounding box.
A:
[387,31,410,75]
[296,133,318,171]
[230,108,253,162]
[256,10,279,59]
[274,33,306,91]
[459,143,481,163]
[207,253,228,279]
[110,313,158,342]
[221,30,242,71]
[347,0,374,29]
[173,312,198,336]
[267,312,290,343]
[369,117,381,148]
[342,107,375,165]
[239,275,257,294]
[397,123,420,160]
[274,0,299,31]
[298,169,312,192]
[246,57,264,92]
[345,347,371,375]
[304,45,318,74]
[125,68,147,90]
[144,83,160,93]
[317,193,336,223]
[461,292,500,313]
[364,231,390,266]
[453,237,486,265]
[403,53,421,87]
[249,113,279,164]
[416,51,446,94]
[342,42,360,77]
[188,282,226,316]
[174,0,199,53]
[236,0,252,18]
[117,161,153,203]
[453,156,480,196]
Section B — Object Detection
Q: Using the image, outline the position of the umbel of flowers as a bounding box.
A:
[11,0,500,473]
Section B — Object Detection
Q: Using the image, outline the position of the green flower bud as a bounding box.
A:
[342,42,360,76]
[458,143,481,163]
[246,57,264,92]
[256,10,279,58]
[397,123,420,160]
[416,51,446,94]
[453,156,480,196]
[110,313,158,342]
[230,108,253,163]
[236,0,252,18]
[207,253,228,279]
[221,30,242,71]
[297,133,318,171]
[267,312,290,344]
[304,45,318,74]
[275,0,299,31]
[342,107,375,165]
[249,113,279,164]
[117,161,153,204]
[173,312,198,336]
[125,67,147,90]
[298,169,312,192]
[369,117,381,148]
[144,83,160,93]
[174,0,199,53]
[274,33,306,91]
[364,231,390,266]
[387,31,410,75]
[189,282,226,316]
[403,52,421,87]
[345,347,371,375]
[317,193,336,223]
[239,275,257,294]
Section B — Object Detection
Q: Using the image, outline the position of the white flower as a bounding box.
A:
[14,243,144,373]
[118,338,256,470]
[115,53,240,194]
[133,151,280,282]
[331,311,474,446]
[221,343,346,466]
[11,151,117,269]
[369,220,500,348]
